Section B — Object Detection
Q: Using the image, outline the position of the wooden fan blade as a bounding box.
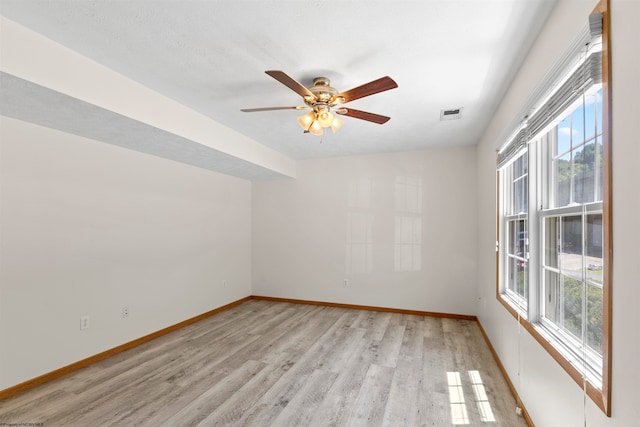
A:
[336,76,398,103]
[265,70,316,99]
[241,106,309,112]
[338,108,391,124]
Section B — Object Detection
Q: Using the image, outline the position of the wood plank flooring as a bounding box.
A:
[0,300,527,426]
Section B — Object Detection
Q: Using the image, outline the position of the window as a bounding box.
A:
[496,0,611,415]
[539,87,605,384]
[502,152,528,310]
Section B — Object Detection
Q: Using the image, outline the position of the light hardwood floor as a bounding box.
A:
[0,300,527,426]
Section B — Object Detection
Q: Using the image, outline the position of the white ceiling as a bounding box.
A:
[0,0,555,179]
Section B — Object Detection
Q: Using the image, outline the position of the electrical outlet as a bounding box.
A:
[80,316,90,330]
[122,306,129,318]
[343,279,349,287]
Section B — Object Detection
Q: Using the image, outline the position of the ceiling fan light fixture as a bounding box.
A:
[297,111,316,130]
[242,71,398,136]
[309,120,323,135]
[317,110,334,128]
[330,117,344,133]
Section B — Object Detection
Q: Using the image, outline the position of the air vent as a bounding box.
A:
[440,107,463,121]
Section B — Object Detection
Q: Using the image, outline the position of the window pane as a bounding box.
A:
[508,257,516,293]
[586,214,603,285]
[513,154,523,178]
[557,116,572,155]
[507,219,527,258]
[585,93,596,141]
[506,218,528,302]
[573,141,596,204]
[508,221,516,254]
[544,213,604,358]
[562,215,583,258]
[586,282,603,355]
[513,179,524,214]
[516,261,528,299]
[507,258,528,301]
[596,136,603,202]
[510,153,528,215]
[556,152,571,207]
[544,217,558,268]
[522,174,528,213]
[572,104,584,145]
[516,219,527,258]
[562,275,583,340]
[544,269,560,322]
[596,88,603,135]
[586,214,603,258]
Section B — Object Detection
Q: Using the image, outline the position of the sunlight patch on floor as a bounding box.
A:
[447,370,497,424]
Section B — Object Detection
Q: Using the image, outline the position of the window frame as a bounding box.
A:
[500,150,530,314]
[495,0,612,416]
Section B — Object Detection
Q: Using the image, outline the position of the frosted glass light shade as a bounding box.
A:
[317,110,334,128]
[297,111,316,130]
[331,117,344,133]
[309,120,323,135]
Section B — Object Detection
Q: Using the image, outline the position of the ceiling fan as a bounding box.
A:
[241,70,398,135]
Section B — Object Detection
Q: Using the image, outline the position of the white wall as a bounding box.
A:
[476,1,640,426]
[0,117,252,390]
[253,147,478,315]
[1,17,297,179]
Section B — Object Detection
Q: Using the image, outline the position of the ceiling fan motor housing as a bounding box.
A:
[308,77,338,102]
